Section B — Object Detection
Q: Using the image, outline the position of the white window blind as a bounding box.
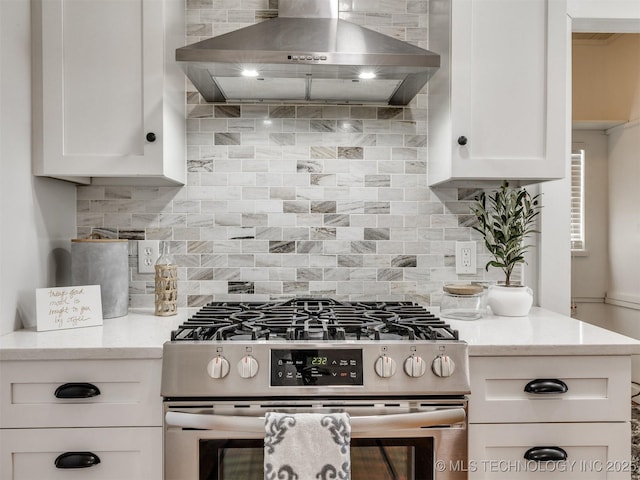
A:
[571,149,585,251]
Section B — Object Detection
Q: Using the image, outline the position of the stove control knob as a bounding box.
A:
[207,355,230,379]
[374,355,397,378]
[404,355,426,377]
[431,354,456,378]
[238,355,259,379]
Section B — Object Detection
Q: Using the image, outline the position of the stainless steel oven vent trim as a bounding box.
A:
[175,0,440,105]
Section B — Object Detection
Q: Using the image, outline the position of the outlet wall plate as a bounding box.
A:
[138,240,160,274]
[455,241,476,274]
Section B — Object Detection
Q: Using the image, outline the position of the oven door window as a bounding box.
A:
[199,438,434,480]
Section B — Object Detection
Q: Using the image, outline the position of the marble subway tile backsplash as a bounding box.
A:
[76,0,493,309]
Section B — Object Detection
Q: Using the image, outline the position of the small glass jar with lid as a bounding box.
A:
[440,284,485,320]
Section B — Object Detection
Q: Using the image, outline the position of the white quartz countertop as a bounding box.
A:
[1,307,639,361]
[0,309,188,360]
[447,307,640,356]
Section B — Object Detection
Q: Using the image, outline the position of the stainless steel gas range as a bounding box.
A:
[162,298,470,480]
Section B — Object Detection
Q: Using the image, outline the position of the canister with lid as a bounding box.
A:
[440,284,485,320]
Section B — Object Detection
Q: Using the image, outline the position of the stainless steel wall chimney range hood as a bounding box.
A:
[176,0,440,105]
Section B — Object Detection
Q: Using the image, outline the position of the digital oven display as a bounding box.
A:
[270,349,363,387]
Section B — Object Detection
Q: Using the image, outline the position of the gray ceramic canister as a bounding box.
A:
[71,238,129,318]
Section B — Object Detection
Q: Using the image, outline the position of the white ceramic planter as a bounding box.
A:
[487,284,533,317]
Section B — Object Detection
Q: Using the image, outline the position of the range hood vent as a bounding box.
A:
[176,0,440,105]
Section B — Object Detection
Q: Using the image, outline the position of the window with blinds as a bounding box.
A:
[571,149,585,251]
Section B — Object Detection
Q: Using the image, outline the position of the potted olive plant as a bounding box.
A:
[470,181,541,316]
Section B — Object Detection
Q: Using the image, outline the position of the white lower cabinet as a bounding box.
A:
[0,358,163,480]
[469,423,630,479]
[0,427,162,480]
[467,355,633,479]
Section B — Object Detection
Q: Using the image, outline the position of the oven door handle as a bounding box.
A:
[165,408,466,434]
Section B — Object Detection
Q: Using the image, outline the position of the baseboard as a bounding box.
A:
[606,292,640,311]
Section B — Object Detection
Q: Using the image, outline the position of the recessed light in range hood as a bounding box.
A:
[176,0,440,105]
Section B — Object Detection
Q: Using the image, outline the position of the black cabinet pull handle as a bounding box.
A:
[524,446,568,462]
[54,452,101,469]
[457,135,468,146]
[524,378,568,394]
[54,382,101,399]
[146,132,157,142]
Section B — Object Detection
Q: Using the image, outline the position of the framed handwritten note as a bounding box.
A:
[36,286,103,331]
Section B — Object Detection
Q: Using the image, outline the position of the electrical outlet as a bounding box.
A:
[455,241,476,274]
[138,240,160,274]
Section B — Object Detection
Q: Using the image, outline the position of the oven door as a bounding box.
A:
[164,398,467,480]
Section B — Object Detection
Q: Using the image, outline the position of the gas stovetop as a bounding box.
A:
[170,298,459,343]
[162,299,470,398]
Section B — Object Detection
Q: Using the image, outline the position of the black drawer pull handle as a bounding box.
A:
[54,382,101,399]
[54,452,101,469]
[457,135,468,146]
[524,446,568,462]
[146,132,157,142]
[524,378,568,394]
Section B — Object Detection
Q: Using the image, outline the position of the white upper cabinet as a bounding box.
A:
[32,0,185,185]
[428,0,568,187]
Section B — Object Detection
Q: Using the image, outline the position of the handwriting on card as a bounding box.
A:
[36,285,103,331]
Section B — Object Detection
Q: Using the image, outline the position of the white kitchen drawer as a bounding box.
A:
[0,426,162,480]
[468,356,629,423]
[0,359,162,428]
[468,422,631,479]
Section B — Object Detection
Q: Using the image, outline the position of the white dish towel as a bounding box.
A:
[264,412,351,480]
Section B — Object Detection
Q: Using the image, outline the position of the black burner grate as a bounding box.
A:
[171,298,459,342]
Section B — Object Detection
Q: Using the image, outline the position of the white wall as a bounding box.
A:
[607,121,640,305]
[570,129,609,300]
[572,124,640,384]
[568,0,640,385]
[571,36,639,310]
[573,34,640,122]
[537,3,572,316]
[0,0,76,334]
[604,121,640,385]
[570,30,640,311]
